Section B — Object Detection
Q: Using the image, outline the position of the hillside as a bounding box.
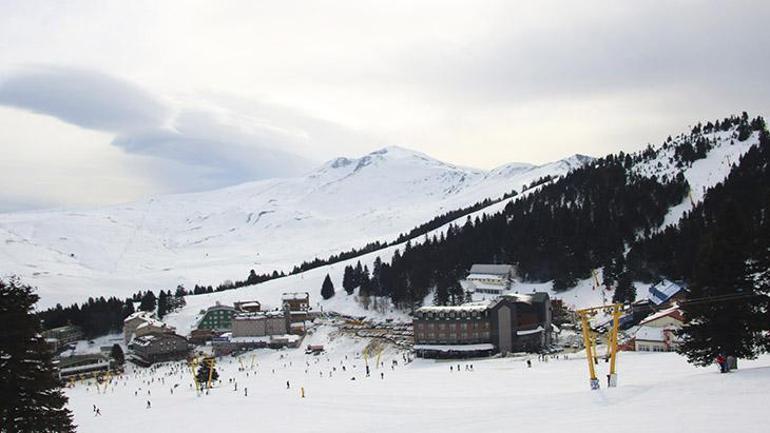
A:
[0,146,588,307]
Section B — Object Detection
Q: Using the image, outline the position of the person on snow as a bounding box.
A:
[715,354,727,373]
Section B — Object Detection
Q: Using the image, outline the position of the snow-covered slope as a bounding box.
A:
[65,335,770,433]
[632,129,762,229]
[0,146,588,307]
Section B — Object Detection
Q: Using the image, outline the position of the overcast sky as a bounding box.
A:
[1,1,769,211]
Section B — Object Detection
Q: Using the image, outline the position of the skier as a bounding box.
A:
[286,380,290,389]
[146,400,151,409]
[380,372,384,380]
[244,387,248,397]
[95,408,101,416]
[527,359,532,368]
[715,354,727,373]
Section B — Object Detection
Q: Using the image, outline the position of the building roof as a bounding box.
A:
[469,264,514,276]
[466,273,507,280]
[205,304,236,313]
[639,306,684,326]
[56,353,108,368]
[233,311,285,320]
[648,280,686,305]
[416,301,492,314]
[414,343,495,352]
[517,326,544,336]
[124,311,154,323]
[136,318,174,330]
[238,301,261,307]
[282,292,310,301]
[132,332,186,346]
[634,326,680,343]
[45,325,82,333]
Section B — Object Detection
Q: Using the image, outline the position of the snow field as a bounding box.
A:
[66,327,770,433]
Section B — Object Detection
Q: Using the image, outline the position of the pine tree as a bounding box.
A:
[321,274,335,300]
[246,269,259,285]
[678,202,769,365]
[195,359,219,389]
[342,266,355,295]
[138,290,156,312]
[110,343,125,367]
[157,290,168,319]
[0,278,76,433]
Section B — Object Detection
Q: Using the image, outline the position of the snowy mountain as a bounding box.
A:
[0,145,589,307]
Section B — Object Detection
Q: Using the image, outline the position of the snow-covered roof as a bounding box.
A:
[228,336,271,343]
[517,326,544,336]
[205,304,236,312]
[136,319,173,330]
[124,311,153,322]
[282,292,309,301]
[238,302,261,308]
[648,280,686,305]
[639,306,684,326]
[416,301,492,314]
[469,264,514,276]
[413,343,495,352]
[466,273,507,280]
[233,311,285,320]
[270,334,301,343]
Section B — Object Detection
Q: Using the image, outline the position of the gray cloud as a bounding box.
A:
[0,66,319,188]
[0,66,167,131]
[399,3,770,105]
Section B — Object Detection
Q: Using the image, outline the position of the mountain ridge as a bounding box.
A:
[0,145,590,307]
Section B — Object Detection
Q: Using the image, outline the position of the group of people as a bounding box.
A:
[715,354,737,373]
[449,363,474,372]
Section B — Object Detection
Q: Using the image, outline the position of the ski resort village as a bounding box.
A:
[3,113,770,433]
[3,3,770,433]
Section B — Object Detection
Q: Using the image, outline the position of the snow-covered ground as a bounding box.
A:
[633,130,760,230]
[0,146,588,307]
[66,326,770,433]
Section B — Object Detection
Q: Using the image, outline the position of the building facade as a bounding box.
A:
[234,300,262,313]
[413,293,551,358]
[196,303,237,331]
[55,353,111,380]
[632,307,684,352]
[231,311,288,337]
[123,312,175,344]
[129,333,190,366]
[43,325,84,347]
[460,264,516,297]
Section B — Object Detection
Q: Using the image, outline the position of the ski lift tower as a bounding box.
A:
[576,303,622,390]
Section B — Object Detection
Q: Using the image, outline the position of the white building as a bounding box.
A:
[633,307,684,352]
[460,264,516,297]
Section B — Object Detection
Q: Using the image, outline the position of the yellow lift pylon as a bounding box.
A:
[577,303,622,391]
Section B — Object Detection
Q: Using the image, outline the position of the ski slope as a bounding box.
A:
[632,129,761,229]
[65,326,770,433]
[0,147,589,307]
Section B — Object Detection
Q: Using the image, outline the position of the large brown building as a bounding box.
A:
[413,293,552,358]
[129,333,190,366]
[231,311,288,337]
